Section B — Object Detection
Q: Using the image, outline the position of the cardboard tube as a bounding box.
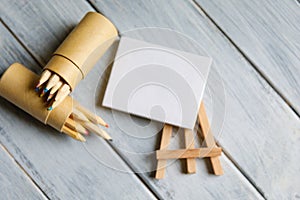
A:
[44,12,118,90]
[0,63,73,131]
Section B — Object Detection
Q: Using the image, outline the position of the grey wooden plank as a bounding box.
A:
[0,8,156,200]
[195,0,300,115]
[76,48,264,200]
[86,0,300,199]
[0,144,46,200]
[0,0,94,65]
[0,23,39,75]
[0,0,263,200]
[1,0,297,199]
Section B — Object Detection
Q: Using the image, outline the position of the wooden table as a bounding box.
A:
[0,0,299,199]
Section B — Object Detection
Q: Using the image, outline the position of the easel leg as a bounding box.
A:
[155,124,172,179]
[198,102,223,175]
[184,129,196,173]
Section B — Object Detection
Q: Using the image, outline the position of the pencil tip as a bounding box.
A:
[78,135,86,142]
[43,88,48,93]
[40,90,47,97]
[105,124,109,128]
[47,106,53,111]
[35,87,40,92]
[108,139,113,142]
[47,95,53,102]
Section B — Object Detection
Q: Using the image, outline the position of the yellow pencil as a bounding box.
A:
[65,117,76,130]
[65,117,89,135]
[62,125,86,142]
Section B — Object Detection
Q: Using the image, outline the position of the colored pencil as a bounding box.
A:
[75,105,109,127]
[47,89,70,110]
[40,74,60,97]
[62,125,86,142]
[55,84,70,99]
[47,81,63,101]
[44,74,60,92]
[72,108,90,122]
[65,117,89,135]
[81,121,112,141]
[75,122,89,135]
[65,117,76,130]
[35,70,51,89]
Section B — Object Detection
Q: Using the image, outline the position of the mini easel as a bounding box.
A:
[155,102,223,179]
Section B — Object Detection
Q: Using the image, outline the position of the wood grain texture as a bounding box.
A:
[1,0,298,199]
[184,129,196,173]
[155,124,172,179]
[198,102,223,175]
[88,0,300,199]
[156,148,222,159]
[0,0,94,65]
[0,23,39,75]
[0,4,156,200]
[196,0,300,114]
[0,0,263,199]
[0,145,46,200]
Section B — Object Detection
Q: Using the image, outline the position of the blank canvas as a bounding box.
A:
[103,37,212,129]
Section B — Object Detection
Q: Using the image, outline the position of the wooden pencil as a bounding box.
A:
[65,117,89,135]
[44,74,60,92]
[80,121,112,141]
[65,117,76,130]
[47,80,63,101]
[55,84,70,99]
[75,105,109,127]
[35,70,51,89]
[72,108,90,122]
[47,89,70,111]
[62,125,86,142]
[40,74,60,97]
[75,122,89,135]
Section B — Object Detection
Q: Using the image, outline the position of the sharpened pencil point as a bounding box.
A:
[79,136,86,142]
[35,82,41,88]
[109,139,113,142]
[105,124,109,128]
[47,106,53,111]
[40,89,48,97]
[47,94,53,102]
[35,87,40,92]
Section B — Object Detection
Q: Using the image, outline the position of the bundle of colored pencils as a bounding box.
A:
[35,70,71,111]
[35,70,111,142]
[62,104,111,142]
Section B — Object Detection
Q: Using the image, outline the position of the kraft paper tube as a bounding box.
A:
[0,63,73,131]
[44,12,118,90]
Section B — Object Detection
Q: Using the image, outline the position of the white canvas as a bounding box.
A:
[103,37,212,129]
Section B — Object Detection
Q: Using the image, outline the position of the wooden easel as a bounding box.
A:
[155,102,223,179]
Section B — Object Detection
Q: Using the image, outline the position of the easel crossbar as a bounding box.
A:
[156,147,222,159]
